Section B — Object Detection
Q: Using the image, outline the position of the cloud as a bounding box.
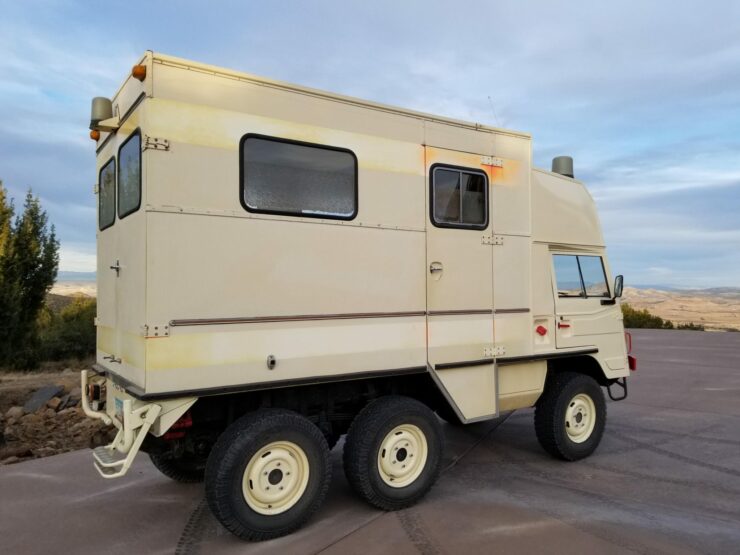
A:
[0,0,738,285]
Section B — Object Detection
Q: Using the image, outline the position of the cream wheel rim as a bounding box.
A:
[377,424,428,488]
[242,441,309,515]
[565,393,596,443]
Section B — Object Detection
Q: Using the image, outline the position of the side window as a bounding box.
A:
[431,166,487,229]
[118,131,141,218]
[578,256,609,297]
[553,254,610,298]
[241,135,357,220]
[553,255,584,297]
[98,157,116,230]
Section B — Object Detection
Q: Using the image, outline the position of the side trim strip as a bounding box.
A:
[494,308,530,314]
[170,311,426,327]
[426,309,493,316]
[497,347,598,365]
[435,358,494,370]
[99,364,428,400]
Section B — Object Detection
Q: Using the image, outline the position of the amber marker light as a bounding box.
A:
[132,64,147,81]
[90,129,100,141]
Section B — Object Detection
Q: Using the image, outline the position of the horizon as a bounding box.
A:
[2,1,739,288]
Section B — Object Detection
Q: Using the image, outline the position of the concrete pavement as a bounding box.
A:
[1,329,739,554]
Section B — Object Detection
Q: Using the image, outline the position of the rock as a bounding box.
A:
[21,413,42,425]
[62,368,75,375]
[0,456,20,465]
[57,394,71,410]
[32,447,56,457]
[69,387,82,403]
[5,406,24,419]
[23,385,64,414]
[47,397,62,410]
[43,408,57,418]
[3,426,16,442]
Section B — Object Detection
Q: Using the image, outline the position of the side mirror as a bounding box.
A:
[614,275,624,298]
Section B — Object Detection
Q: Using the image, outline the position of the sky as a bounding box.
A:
[0,0,739,288]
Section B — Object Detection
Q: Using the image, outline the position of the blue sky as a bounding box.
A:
[1,0,739,288]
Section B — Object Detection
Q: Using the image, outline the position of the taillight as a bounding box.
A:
[625,331,633,354]
[628,355,637,371]
[163,412,193,440]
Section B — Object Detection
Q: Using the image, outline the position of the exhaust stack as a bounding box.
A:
[552,156,574,178]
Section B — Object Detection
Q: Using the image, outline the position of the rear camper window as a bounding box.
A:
[553,254,609,298]
[431,166,488,229]
[118,131,141,218]
[98,157,116,230]
[241,135,357,220]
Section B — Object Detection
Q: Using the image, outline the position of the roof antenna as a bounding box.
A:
[487,96,501,127]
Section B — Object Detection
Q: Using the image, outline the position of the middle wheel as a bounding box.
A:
[343,395,443,510]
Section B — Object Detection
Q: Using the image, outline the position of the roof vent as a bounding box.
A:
[552,156,574,178]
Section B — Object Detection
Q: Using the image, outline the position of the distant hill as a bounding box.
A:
[57,271,96,282]
[622,287,740,331]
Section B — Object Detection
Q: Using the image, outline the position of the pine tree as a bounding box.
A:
[0,184,59,368]
[0,181,16,364]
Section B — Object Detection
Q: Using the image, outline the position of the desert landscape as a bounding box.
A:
[622,286,740,331]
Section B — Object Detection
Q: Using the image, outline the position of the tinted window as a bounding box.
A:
[241,135,357,220]
[118,132,141,218]
[553,255,584,297]
[431,166,487,229]
[579,256,609,297]
[99,158,116,230]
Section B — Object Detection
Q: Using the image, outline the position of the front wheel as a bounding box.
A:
[534,372,606,461]
[343,395,443,511]
[205,409,331,541]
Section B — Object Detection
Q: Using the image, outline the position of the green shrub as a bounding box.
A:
[39,297,96,360]
[621,303,674,329]
[677,322,705,331]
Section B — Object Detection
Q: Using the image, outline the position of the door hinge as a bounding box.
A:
[141,324,170,338]
[484,346,506,357]
[142,135,170,151]
[481,156,503,168]
[482,235,504,245]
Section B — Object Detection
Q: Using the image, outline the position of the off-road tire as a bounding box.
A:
[149,452,206,483]
[343,395,443,511]
[204,409,331,541]
[534,372,606,461]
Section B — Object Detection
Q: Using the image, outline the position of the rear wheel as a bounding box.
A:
[343,395,443,510]
[534,372,606,461]
[149,452,206,483]
[205,409,331,541]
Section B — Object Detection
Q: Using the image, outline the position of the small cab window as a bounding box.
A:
[118,131,141,218]
[553,254,610,298]
[431,166,487,229]
[241,135,357,220]
[98,157,116,230]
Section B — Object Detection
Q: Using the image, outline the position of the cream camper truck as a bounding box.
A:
[83,52,635,541]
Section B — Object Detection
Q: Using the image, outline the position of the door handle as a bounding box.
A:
[430,262,443,274]
[110,260,121,276]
